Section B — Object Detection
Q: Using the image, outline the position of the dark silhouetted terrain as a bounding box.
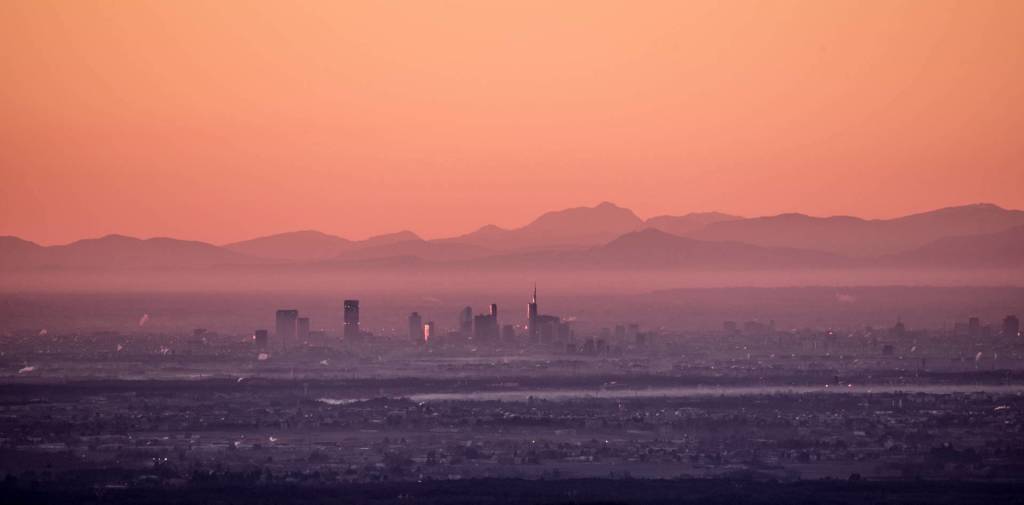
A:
[686,203,1024,257]
[1,203,1023,293]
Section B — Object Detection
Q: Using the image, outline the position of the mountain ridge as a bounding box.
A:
[686,203,1024,257]
[2,202,1021,271]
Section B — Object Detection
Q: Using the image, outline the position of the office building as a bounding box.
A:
[891,318,906,338]
[459,306,474,334]
[473,305,499,340]
[968,317,981,338]
[275,309,298,351]
[1004,315,1020,339]
[409,312,423,343]
[528,285,539,340]
[526,285,565,344]
[253,329,268,348]
[297,317,310,342]
[424,321,436,343]
[343,300,360,338]
[536,315,561,342]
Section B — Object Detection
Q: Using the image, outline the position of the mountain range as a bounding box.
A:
[686,203,1024,257]
[2,202,1022,271]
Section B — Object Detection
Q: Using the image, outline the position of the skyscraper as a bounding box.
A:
[275,309,298,351]
[888,316,905,339]
[968,317,981,338]
[528,284,538,341]
[423,321,436,343]
[409,312,423,343]
[343,300,360,338]
[459,306,474,334]
[1004,315,1020,339]
[472,303,500,340]
[297,317,310,342]
[525,285,562,344]
[253,329,268,349]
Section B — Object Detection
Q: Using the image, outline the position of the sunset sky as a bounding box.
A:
[2,0,1022,245]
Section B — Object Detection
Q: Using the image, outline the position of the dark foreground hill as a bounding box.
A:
[4,477,1023,505]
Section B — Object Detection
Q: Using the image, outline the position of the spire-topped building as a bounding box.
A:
[528,284,539,340]
[526,284,569,344]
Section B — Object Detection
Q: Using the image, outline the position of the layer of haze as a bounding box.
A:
[2,0,1023,245]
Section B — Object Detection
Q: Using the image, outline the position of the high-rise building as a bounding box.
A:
[275,309,298,351]
[459,306,474,334]
[253,329,268,348]
[424,321,436,343]
[297,317,310,342]
[409,312,423,343]
[473,312,498,340]
[891,317,906,338]
[472,303,500,340]
[558,321,572,341]
[343,300,360,338]
[968,317,981,338]
[526,285,564,344]
[1004,315,1020,339]
[528,284,538,340]
[538,316,559,342]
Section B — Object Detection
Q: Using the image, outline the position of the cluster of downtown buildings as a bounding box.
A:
[251,286,1021,356]
[260,299,362,351]
[261,287,575,352]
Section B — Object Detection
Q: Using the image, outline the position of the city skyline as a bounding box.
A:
[3,2,1024,502]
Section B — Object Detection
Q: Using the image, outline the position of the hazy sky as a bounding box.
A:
[2,0,1022,245]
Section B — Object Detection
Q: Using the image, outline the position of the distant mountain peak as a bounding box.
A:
[952,202,1002,210]
[475,224,506,233]
[278,229,336,238]
[61,234,148,247]
[436,202,644,252]
[363,230,422,243]
[911,202,1007,215]
[528,202,642,226]
[223,229,352,261]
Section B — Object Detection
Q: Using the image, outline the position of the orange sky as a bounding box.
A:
[2,0,1022,245]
